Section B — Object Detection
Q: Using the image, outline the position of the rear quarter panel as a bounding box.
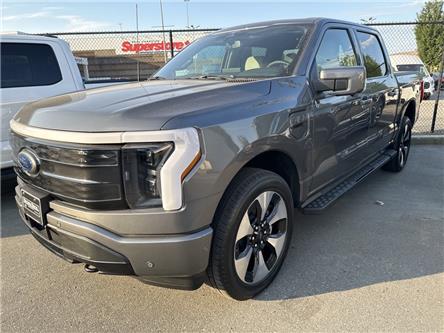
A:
[395,72,421,124]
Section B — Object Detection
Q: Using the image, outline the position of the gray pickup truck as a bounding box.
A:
[11,18,421,300]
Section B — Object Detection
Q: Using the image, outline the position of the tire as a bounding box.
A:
[208,168,294,300]
[383,116,412,172]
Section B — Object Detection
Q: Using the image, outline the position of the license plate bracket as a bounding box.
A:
[21,188,50,226]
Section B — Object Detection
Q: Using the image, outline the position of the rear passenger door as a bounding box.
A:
[354,30,399,154]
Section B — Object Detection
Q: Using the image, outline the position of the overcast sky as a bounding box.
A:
[1,0,426,33]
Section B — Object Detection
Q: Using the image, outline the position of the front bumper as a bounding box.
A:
[15,184,213,290]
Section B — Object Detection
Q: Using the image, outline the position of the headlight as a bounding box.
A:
[121,128,202,210]
[122,143,173,209]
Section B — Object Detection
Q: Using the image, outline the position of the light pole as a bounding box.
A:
[135,4,140,81]
[360,17,376,24]
[159,0,167,63]
[184,0,190,28]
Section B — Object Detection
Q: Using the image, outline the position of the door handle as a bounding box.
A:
[361,96,372,106]
[387,88,398,97]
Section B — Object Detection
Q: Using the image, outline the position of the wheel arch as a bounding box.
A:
[401,99,416,125]
[243,150,300,207]
[214,149,301,210]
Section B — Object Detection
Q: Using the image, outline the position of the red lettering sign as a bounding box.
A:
[121,41,191,53]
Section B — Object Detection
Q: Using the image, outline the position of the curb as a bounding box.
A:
[412,135,444,144]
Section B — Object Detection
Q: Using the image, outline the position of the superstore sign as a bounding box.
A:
[121,40,191,53]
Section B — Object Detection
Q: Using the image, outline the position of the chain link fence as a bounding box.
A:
[47,21,443,134]
[366,21,444,135]
[49,29,217,82]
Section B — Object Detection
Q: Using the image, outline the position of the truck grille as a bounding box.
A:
[10,132,126,210]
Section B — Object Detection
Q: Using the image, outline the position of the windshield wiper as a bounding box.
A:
[185,74,235,80]
[148,76,167,81]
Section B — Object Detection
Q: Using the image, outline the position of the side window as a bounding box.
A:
[177,45,226,77]
[356,32,387,78]
[1,42,62,88]
[315,29,357,72]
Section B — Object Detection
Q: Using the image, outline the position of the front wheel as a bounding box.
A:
[383,116,412,172]
[208,168,294,300]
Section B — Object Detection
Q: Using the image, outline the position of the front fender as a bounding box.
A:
[184,110,312,207]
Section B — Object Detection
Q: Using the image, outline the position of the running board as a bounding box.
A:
[302,150,396,214]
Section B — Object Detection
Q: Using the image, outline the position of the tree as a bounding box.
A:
[415,0,444,72]
[362,55,385,78]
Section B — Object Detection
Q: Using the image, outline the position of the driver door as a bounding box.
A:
[309,27,369,194]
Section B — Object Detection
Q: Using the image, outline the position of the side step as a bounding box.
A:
[302,150,396,214]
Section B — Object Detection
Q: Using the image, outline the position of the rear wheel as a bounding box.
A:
[383,116,412,172]
[208,168,294,300]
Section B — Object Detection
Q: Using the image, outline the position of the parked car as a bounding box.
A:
[10,18,421,300]
[0,32,126,184]
[0,33,84,179]
[390,54,434,99]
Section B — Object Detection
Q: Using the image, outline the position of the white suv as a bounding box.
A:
[390,54,435,99]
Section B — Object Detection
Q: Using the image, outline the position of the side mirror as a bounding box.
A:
[317,66,366,95]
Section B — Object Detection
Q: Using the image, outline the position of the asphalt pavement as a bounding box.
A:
[1,145,443,332]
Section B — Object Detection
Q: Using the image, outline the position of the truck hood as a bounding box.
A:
[14,80,271,132]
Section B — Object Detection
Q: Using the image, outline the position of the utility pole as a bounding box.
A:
[184,0,190,28]
[159,0,168,63]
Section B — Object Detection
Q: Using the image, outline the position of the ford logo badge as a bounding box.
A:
[17,149,40,176]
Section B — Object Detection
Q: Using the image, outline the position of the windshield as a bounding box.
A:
[154,24,310,80]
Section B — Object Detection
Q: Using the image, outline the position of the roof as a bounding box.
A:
[0,32,60,42]
[218,17,370,33]
[0,31,30,35]
[390,54,424,66]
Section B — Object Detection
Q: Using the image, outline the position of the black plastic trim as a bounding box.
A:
[25,216,135,275]
[137,272,206,291]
